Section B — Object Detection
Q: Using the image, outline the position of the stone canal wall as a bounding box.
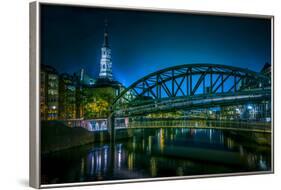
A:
[41,121,132,154]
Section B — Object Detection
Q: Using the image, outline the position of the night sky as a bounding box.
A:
[40,4,271,87]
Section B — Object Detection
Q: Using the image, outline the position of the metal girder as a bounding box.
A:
[112,63,270,107]
[131,71,255,98]
[161,79,172,97]
[227,77,242,93]
[213,73,232,93]
[174,76,185,96]
[191,68,210,95]
[131,88,140,96]
[144,80,157,98]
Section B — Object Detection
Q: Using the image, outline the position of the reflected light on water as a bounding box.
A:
[90,154,94,176]
[159,128,165,153]
[117,144,122,169]
[209,129,212,142]
[176,167,184,176]
[85,146,110,178]
[239,145,244,156]
[259,155,267,170]
[226,138,234,149]
[42,127,271,184]
[128,153,134,171]
[104,147,107,172]
[147,136,152,154]
[132,137,136,151]
[80,158,85,180]
[150,157,157,177]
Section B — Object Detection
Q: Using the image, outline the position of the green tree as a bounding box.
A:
[84,98,109,118]
[83,87,116,119]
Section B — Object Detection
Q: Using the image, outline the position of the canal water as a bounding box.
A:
[41,127,271,184]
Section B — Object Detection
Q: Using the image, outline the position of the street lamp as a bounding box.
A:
[247,105,253,110]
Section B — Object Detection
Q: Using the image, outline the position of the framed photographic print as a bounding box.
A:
[29,1,274,188]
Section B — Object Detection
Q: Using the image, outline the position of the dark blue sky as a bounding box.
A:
[41,4,271,87]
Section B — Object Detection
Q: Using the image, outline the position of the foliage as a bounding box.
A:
[84,98,109,118]
[82,87,116,119]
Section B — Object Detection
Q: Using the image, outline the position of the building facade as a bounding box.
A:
[59,74,76,119]
[40,65,59,120]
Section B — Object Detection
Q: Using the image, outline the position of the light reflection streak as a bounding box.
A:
[117,144,122,169]
[128,153,134,170]
[159,128,165,152]
[150,157,157,177]
[80,158,85,179]
[85,145,111,177]
[148,136,152,154]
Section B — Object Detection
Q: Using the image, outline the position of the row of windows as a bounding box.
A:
[48,74,58,80]
[48,98,59,102]
[48,82,58,88]
[48,89,58,95]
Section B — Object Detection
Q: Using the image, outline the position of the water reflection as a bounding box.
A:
[150,157,157,177]
[85,145,109,179]
[41,128,271,184]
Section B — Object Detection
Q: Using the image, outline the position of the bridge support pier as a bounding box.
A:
[108,112,115,143]
[108,112,116,175]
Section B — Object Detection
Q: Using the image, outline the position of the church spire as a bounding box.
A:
[99,19,113,79]
[103,19,109,48]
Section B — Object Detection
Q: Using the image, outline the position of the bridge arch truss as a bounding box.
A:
[112,64,270,115]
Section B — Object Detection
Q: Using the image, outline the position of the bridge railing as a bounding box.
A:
[126,119,271,133]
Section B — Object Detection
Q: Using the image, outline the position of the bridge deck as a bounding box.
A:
[114,90,271,117]
[123,125,271,133]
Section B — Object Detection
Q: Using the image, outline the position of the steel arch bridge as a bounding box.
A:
[112,64,271,117]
